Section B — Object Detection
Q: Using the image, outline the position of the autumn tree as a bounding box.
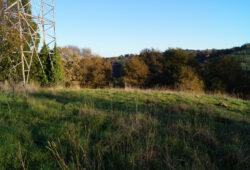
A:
[60,47,112,88]
[79,49,112,88]
[59,46,81,87]
[177,66,204,91]
[122,56,149,87]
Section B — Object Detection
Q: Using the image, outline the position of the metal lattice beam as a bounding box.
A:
[3,0,56,84]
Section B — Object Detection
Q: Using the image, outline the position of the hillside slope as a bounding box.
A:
[228,47,250,73]
[109,44,250,76]
[0,89,249,169]
[195,44,250,73]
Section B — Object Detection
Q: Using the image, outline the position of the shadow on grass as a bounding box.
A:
[30,91,250,133]
[0,90,250,169]
[30,90,169,115]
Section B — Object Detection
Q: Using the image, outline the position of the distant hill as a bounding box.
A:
[190,43,250,73]
[228,47,250,73]
[108,43,250,76]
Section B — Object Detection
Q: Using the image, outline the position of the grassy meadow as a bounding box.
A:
[0,88,249,170]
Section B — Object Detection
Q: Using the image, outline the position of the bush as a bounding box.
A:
[176,66,204,91]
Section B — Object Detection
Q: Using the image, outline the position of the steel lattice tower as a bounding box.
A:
[3,0,56,84]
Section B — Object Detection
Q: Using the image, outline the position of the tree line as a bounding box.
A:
[59,46,250,98]
[1,0,249,97]
[1,29,250,98]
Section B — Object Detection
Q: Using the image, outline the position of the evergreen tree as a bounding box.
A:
[47,45,65,86]
[30,44,49,86]
[0,56,13,81]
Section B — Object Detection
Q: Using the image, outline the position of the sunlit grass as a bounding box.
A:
[0,88,249,169]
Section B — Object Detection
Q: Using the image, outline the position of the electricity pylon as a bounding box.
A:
[3,0,56,84]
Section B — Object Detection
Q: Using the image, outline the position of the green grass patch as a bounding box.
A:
[0,89,249,169]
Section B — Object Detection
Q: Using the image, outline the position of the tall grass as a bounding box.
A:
[0,88,249,169]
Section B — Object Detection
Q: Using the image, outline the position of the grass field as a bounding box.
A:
[0,88,249,170]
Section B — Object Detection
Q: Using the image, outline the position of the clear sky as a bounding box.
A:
[55,0,250,57]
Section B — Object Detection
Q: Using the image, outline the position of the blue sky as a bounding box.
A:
[55,0,250,57]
